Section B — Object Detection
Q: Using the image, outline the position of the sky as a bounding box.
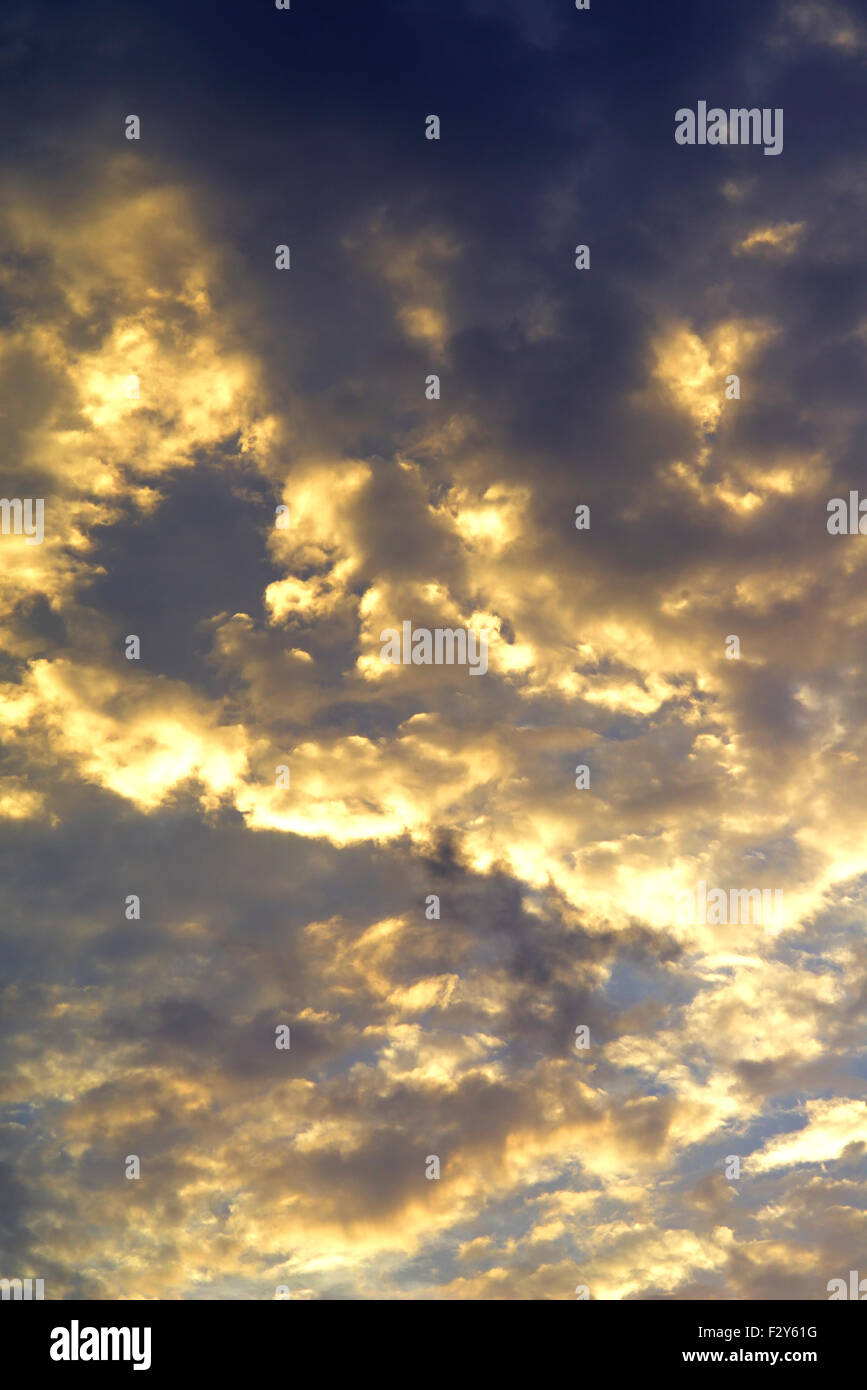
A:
[0,0,866,1300]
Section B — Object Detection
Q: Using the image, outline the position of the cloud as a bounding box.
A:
[1,1,866,1302]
